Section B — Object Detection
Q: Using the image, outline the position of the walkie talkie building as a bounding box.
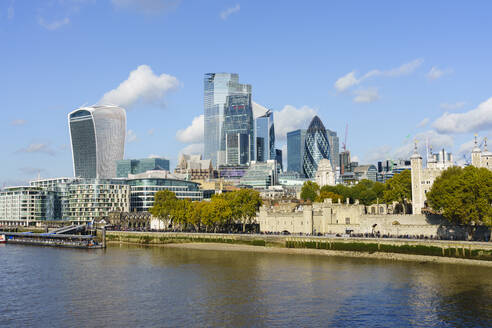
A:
[302,116,331,179]
[68,105,126,179]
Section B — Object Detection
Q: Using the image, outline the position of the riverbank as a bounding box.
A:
[106,231,492,266]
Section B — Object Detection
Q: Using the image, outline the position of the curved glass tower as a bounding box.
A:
[68,105,126,179]
[302,116,331,178]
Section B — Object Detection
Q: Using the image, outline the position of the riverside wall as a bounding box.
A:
[106,231,492,262]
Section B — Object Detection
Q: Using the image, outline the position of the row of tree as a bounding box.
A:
[149,189,262,232]
[300,170,412,207]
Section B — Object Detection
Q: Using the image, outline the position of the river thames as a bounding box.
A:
[1,244,491,327]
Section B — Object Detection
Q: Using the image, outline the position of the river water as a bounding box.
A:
[0,244,491,328]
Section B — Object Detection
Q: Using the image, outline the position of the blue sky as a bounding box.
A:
[2,0,492,186]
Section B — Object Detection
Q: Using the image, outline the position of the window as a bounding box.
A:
[345,218,350,224]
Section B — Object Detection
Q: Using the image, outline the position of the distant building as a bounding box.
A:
[0,186,55,225]
[339,150,352,175]
[175,154,216,180]
[255,110,275,162]
[275,149,283,172]
[353,165,378,182]
[303,116,331,179]
[240,160,278,189]
[278,171,308,187]
[376,159,411,183]
[117,158,170,178]
[218,164,250,182]
[315,159,335,186]
[471,137,492,169]
[204,73,252,167]
[326,129,340,169]
[287,129,306,176]
[226,133,251,165]
[68,105,126,179]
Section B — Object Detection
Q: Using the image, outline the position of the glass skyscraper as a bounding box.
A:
[255,110,275,162]
[68,105,126,179]
[303,116,331,179]
[116,158,170,178]
[287,129,307,175]
[204,73,252,167]
[326,129,340,169]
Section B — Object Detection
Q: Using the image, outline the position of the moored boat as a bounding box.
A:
[0,234,6,243]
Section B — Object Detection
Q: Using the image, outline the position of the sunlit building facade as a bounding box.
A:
[255,110,275,162]
[68,105,126,179]
[287,129,306,176]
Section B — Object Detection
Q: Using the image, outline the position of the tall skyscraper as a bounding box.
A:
[303,116,331,179]
[68,105,126,179]
[326,129,340,169]
[287,129,306,175]
[255,110,275,162]
[204,73,252,167]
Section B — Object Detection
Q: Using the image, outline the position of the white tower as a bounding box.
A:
[471,135,482,167]
[410,141,423,215]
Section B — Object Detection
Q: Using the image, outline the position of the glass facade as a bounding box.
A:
[240,160,278,189]
[116,158,170,178]
[204,73,252,167]
[0,186,55,223]
[303,116,331,179]
[30,177,80,220]
[326,129,340,169]
[69,105,126,179]
[127,178,202,212]
[255,111,275,162]
[287,129,306,176]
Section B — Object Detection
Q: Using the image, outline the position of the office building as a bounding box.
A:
[116,158,170,178]
[339,150,351,174]
[353,165,378,182]
[255,110,275,162]
[68,105,126,179]
[326,129,340,169]
[204,73,252,166]
[287,129,306,176]
[303,116,331,179]
[226,133,251,165]
[175,154,216,180]
[275,149,283,171]
[126,170,202,212]
[240,160,278,189]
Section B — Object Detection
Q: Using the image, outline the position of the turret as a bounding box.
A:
[471,134,482,167]
[410,141,423,214]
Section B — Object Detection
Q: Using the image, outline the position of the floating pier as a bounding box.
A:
[0,230,105,249]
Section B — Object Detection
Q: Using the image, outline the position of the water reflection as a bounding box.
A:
[0,244,491,327]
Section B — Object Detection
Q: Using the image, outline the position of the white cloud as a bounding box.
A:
[38,17,70,30]
[17,143,56,156]
[334,59,423,92]
[176,115,204,144]
[7,3,14,20]
[180,143,203,155]
[100,65,179,109]
[111,0,181,14]
[417,118,430,128]
[19,167,47,176]
[273,105,317,141]
[220,4,240,20]
[147,128,155,136]
[440,101,466,111]
[433,97,492,134]
[11,119,26,126]
[127,130,137,143]
[427,66,453,80]
[353,88,379,103]
[363,130,454,163]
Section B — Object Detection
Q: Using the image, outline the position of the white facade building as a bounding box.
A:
[0,186,55,225]
[315,159,335,187]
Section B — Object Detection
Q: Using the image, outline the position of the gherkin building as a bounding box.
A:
[302,116,331,178]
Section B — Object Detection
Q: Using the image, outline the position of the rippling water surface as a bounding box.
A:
[0,244,491,327]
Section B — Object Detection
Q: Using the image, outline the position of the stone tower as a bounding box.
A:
[471,135,482,167]
[410,142,423,215]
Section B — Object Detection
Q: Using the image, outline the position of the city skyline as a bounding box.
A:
[3,1,492,186]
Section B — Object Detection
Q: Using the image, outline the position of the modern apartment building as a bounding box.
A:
[0,186,55,225]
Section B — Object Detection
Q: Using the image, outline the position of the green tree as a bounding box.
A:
[317,190,343,203]
[149,190,178,228]
[383,170,411,212]
[427,166,492,238]
[300,181,320,202]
